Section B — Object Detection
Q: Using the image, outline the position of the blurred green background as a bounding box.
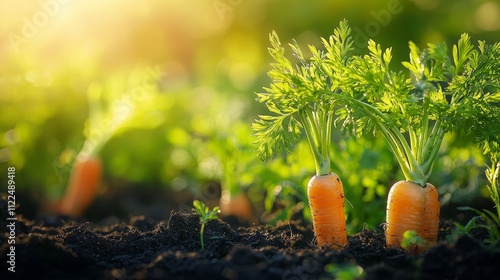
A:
[1,0,499,232]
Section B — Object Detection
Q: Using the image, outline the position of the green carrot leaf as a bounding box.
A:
[252,20,353,175]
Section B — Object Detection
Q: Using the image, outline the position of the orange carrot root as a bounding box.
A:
[308,173,347,250]
[385,180,440,254]
[385,181,425,248]
[59,156,102,217]
[219,191,253,220]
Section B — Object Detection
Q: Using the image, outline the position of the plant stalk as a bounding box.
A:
[300,104,332,176]
[200,222,206,250]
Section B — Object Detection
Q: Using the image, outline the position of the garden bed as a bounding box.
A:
[1,194,499,280]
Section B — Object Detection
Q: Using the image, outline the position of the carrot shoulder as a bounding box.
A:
[308,173,347,249]
[59,156,102,217]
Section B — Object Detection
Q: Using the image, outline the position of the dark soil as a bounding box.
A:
[1,194,499,280]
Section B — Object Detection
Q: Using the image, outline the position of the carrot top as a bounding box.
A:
[77,67,165,159]
[330,29,500,186]
[252,20,353,175]
[253,20,500,184]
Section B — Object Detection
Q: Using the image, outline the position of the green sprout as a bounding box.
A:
[401,230,426,253]
[192,200,220,250]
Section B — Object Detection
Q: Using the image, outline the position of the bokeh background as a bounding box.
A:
[1,0,499,232]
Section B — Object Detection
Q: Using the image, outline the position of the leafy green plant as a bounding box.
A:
[192,200,220,250]
[455,207,500,245]
[455,157,500,247]
[452,65,500,246]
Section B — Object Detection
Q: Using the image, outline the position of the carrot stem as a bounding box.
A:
[417,98,430,165]
[409,129,418,164]
[356,101,424,184]
[300,106,332,176]
[200,222,206,250]
[422,128,445,176]
[332,93,434,187]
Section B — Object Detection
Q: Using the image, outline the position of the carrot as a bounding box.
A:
[252,23,352,250]
[386,181,440,253]
[385,181,425,252]
[308,173,347,249]
[219,191,253,221]
[59,156,102,217]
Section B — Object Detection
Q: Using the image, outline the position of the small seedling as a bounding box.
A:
[401,230,426,254]
[192,200,220,250]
